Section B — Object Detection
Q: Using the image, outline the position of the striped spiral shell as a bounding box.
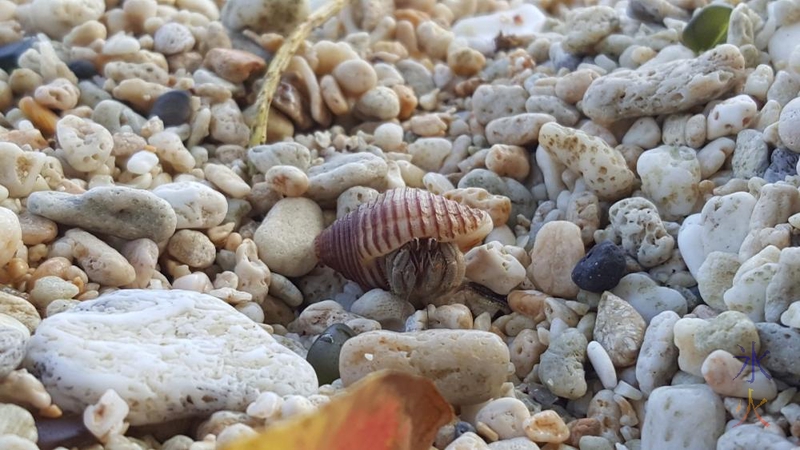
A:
[314,188,493,294]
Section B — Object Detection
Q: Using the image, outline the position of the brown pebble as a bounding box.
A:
[393,84,417,120]
[17,212,58,246]
[19,96,58,136]
[260,295,295,326]
[507,289,548,322]
[203,48,266,83]
[565,417,602,447]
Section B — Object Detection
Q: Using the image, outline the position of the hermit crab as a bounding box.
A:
[314,188,493,302]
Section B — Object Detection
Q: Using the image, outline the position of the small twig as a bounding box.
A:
[249,0,352,147]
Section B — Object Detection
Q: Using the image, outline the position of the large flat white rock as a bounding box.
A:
[24,289,318,425]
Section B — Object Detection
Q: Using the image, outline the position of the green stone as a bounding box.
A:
[681,4,733,53]
[305,323,356,385]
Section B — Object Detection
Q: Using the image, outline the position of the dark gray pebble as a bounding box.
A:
[149,90,192,127]
[572,240,627,292]
[0,38,34,72]
[67,60,98,80]
[305,323,355,385]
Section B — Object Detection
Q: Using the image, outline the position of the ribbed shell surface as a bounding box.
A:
[314,188,493,290]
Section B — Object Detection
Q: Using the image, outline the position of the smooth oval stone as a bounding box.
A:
[305,323,355,385]
[0,38,34,72]
[67,60,98,80]
[571,240,627,293]
[339,329,510,406]
[149,90,192,127]
[23,289,319,425]
[26,186,177,242]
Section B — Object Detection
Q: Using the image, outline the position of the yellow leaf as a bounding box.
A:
[222,370,454,450]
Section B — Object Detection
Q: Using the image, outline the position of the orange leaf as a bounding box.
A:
[221,370,454,450]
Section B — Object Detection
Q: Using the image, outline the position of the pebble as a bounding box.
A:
[582,44,744,125]
[66,229,136,287]
[306,152,388,202]
[756,323,800,387]
[167,230,215,268]
[149,90,192,127]
[717,424,796,450]
[538,123,635,202]
[605,197,675,268]
[153,22,195,55]
[24,289,318,425]
[523,409,569,444]
[0,38,34,72]
[56,114,114,172]
[126,150,159,175]
[0,403,37,443]
[355,86,400,120]
[538,328,588,400]
[475,398,530,440]
[465,242,527,295]
[485,113,554,146]
[636,145,700,220]
[561,6,619,54]
[587,341,617,390]
[305,323,355,385]
[0,207,21,269]
[221,0,309,36]
[732,129,769,178]
[254,198,323,277]
[778,96,800,152]
[701,349,777,400]
[634,312,680,396]
[706,95,758,139]
[764,147,799,182]
[408,138,452,172]
[29,276,79,309]
[593,292,646,368]
[67,60,98,80]
[27,186,177,243]
[204,163,251,198]
[152,181,228,229]
[472,85,528,125]
[333,59,377,96]
[339,329,511,406]
[0,143,46,198]
[350,289,414,331]
[0,314,29,378]
[571,241,626,293]
[674,311,760,377]
[203,48,266,83]
[700,192,757,256]
[0,291,40,333]
[610,273,687,323]
[529,221,584,298]
[641,385,725,449]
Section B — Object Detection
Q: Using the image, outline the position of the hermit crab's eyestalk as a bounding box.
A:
[314,188,493,302]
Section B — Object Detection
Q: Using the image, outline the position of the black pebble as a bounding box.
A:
[0,37,34,72]
[764,147,799,183]
[305,323,355,385]
[454,421,476,438]
[149,90,192,127]
[67,60,98,80]
[571,240,627,293]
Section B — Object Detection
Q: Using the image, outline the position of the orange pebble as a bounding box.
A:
[19,96,58,136]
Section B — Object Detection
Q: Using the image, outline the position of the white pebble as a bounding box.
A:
[126,151,159,175]
[588,340,618,389]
